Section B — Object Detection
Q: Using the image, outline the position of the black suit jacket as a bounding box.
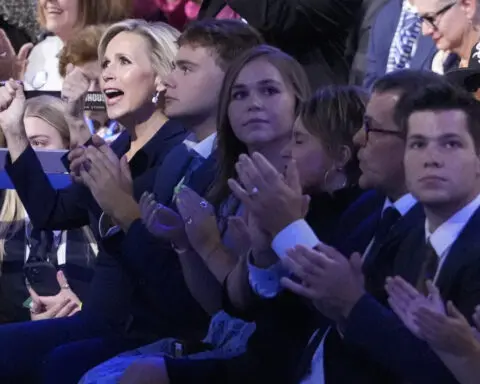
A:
[101,145,217,339]
[343,205,480,384]
[198,0,360,89]
[4,120,190,336]
[164,187,370,384]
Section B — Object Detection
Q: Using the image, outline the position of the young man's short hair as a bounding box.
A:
[177,19,264,70]
[394,80,480,150]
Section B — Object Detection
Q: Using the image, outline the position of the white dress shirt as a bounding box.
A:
[427,192,480,282]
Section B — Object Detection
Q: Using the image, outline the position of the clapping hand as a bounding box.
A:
[281,243,365,322]
[385,277,445,339]
[228,153,310,237]
[139,192,186,246]
[27,270,81,321]
[176,187,221,257]
[387,276,480,356]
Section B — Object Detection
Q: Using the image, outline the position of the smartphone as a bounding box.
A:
[23,261,60,297]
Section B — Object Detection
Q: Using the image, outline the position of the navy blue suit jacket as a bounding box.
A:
[343,206,480,384]
[101,144,217,339]
[4,120,191,335]
[363,0,437,89]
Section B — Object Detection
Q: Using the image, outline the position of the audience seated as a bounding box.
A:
[331,77,480,384]
[23,0,132,90]
[111,83,370,384]
[0,0,480,382]
[80,43,312,383]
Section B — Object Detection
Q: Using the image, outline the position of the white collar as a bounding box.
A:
[183,132,217,159]
[426,193,480,257]
[383,193,417,217]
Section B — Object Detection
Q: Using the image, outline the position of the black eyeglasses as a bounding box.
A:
[364,117,404,143]
[420,2,456,30]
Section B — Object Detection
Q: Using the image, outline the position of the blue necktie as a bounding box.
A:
[387,6,421,73]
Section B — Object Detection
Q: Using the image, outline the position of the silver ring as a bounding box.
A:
[200,200,208,209]
[61,284,70,290]
[186,217,193,225]
[250,187,259,196]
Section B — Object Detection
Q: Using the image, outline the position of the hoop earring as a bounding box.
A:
[324,168,347,194]
[151,91,160,104]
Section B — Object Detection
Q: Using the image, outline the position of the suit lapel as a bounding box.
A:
[153,144,192,205]
[410,35,436,69]
[436,207,480,292]
[198,0,226,19]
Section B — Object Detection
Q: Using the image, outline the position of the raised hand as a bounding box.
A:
[0,79,26,135]
[228,154,310,237]
[0,30,33,80]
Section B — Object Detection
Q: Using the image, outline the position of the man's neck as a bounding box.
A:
[425,188,480,233]
[189,114,217,142]
[385,185,409,203]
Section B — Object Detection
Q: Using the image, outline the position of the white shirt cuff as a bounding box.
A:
[98,212,121,238]
[271,219,321,260]
[247,252,287,298]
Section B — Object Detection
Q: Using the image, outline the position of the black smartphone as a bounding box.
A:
[23,261,60,297]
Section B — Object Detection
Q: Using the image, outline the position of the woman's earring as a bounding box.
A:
[152,91,160,104]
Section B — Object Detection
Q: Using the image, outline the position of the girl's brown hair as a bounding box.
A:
[208,45,311,207]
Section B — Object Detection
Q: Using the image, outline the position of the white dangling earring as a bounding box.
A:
[152,91,160,104]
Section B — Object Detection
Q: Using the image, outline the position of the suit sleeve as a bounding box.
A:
[362,6,384,89]
[5,146,90,230]
[343,294,458,384]
[228,0,357,38]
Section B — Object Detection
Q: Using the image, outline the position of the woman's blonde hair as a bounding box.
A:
[0,96,97,264]
[37,0,133,33]
[98,19,180,86]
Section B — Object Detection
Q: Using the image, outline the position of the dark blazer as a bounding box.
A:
[198,0,361,89]
[101,144,217,339]
[343,206,480,384]
[4,120,190,336]
[363,0,436,89]
[164,187,372,384]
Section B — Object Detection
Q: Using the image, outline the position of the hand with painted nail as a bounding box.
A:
[228,153,310,237]
[139,192,186,246]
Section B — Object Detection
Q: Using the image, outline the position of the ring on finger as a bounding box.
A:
[200,200,208,209]
[61,284,70,290]
[249,187,259,197]
[186,217,193,225]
